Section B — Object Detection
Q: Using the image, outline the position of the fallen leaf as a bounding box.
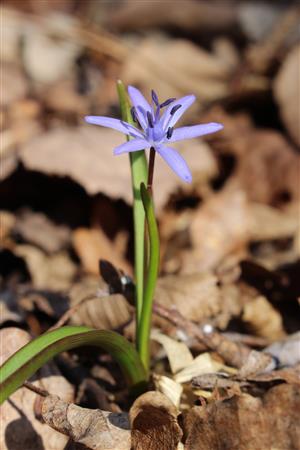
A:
[153,374,183,409]
[69,276,131,330]
[121,36,232,106]
[129,391,182,450]
[175,353,231,384]
[72,227,132,276]
[265,332,300,367]
[181,187,249,273]
[155,273,222,323]
[274,43,300,146]
[42,394,131,450]
[15,210,71,254]
[14,245,77,290]
[0,327,74,450]
[20,125,217,212]
[242,296,286,340]
[1,63,28,107]
[151,329,193,374]
[183,384,300,450]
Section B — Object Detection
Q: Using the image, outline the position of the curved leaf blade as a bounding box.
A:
[0,326,147,404]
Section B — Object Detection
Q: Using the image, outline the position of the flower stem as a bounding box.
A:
[138,183,160,372]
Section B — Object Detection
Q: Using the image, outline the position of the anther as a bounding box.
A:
[160,98,176,108]
[151,90,159,106]
[147,111,154,128]
[131,107,137,123]
[170,104,181,115]
[166,127,173,139]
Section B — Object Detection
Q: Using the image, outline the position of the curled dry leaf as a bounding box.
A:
[274,43,300,146]
[174,353,232,384]
[183,384,300,450]
[68,276,131,330]
[1,64,28,107]
[153,375,183,409]
[242,295,286,341]
[237,350,275,379]
[151,329,194,374]
[129,391,182,450]
[0,328,74,450]
[42,395,131,450]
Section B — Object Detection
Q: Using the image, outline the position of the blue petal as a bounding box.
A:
[160,95,195,130]
[156,145,192,183]
[114,138,148,155]
[85,116,144,138]
[128,86,152,131]
[168,123,224,142]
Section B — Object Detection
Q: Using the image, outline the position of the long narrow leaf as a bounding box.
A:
[117,80,148,327]
[0,326,147,404]
[138,183,160,371]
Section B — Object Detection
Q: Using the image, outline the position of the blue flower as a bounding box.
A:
[85,86,223,183]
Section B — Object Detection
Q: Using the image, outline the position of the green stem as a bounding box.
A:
[138,183,160,372]
[116,81,148,333]
[0,326,147,405]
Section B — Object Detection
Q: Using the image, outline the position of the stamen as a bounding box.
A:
[160,98,176,108]
[131,106,137,123]
[147,111,154,128]
[166,127,173,139]
[151,90,159,107]
[170,104,182,115]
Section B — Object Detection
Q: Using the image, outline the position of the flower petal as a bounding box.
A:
[168,123,224,142]
[85,116,144,138]
[156,145,192,183]
[160,95,196,130]
[114,138,148,155]
[128,86,152,130]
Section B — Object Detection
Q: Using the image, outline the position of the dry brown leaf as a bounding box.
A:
[42,395,131,450]
[151,329,194,374]
[121,36,233,106]
[265,332,300,367]
[155,273,221,323]
[242,296,286,341]
[129,391,182,450]
[0,328,74,450]
[111,1,237,34]
[1,64,28,107]
[69,276,131,330]
[249,202,299,241]
[174,353,232,384]
[14,245,77,290]
[237,350,275,379]
[183,384,300,450]
[15,210,70,254]
[153,375,183,409]
[20,125,217,212]
[72,227,132,276]
[181,187,249,273]
[274,43,300,146]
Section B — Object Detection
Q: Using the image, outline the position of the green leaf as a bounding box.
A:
[138,183,160,372]
[0,326,147,405]
[116,81,148,332]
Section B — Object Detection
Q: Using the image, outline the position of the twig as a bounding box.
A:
[23,381,49,397]
[153,302,251,368]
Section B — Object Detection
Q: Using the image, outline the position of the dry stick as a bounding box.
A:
[23,381,49,397]
[153,302,251,368]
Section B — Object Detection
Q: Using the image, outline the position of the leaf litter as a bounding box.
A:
[1,1,299,449]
